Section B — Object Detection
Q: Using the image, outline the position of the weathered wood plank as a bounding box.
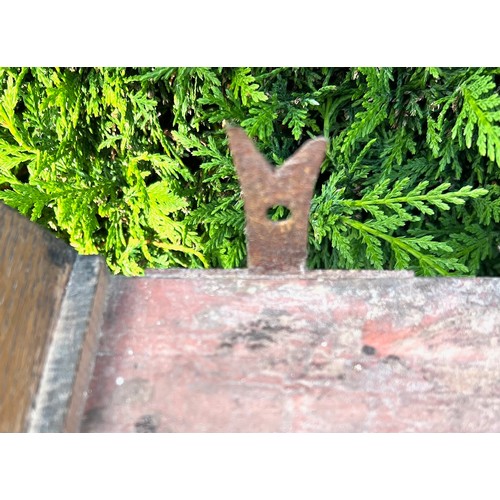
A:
[82,270,500,432]
[0,203,76,431]
[0,202,108,432]
[4,200,500,433]
[28,255,109,432]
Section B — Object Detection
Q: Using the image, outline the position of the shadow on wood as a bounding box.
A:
[0,203,107,432]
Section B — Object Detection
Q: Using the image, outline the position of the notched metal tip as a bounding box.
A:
[227,126,327,273]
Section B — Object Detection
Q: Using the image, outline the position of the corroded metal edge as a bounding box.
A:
[227,126,327,273]
[27,255,109,432]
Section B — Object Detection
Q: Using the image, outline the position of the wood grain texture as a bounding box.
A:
[28,255,109,432]
[82,269,500,432]
[0,203,76,431]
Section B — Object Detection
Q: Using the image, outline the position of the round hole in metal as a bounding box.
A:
[266,205,292,221]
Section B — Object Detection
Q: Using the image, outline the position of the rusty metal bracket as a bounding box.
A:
[227,126,327,273]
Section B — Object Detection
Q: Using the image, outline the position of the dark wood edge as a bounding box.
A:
[27,255,110,432]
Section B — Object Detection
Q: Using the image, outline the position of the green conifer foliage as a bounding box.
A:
[0,67,498,276]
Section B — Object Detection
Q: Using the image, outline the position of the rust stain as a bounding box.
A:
[227,126,327,273]
[362,319,416,356]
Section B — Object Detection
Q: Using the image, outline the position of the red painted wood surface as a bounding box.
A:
[82,269,500,432]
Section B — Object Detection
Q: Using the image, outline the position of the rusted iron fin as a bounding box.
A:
[227,125,327,273]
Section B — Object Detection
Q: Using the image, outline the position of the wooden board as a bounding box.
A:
[27,255,109,432]
[82,270,500,432]
[0,203,76,431]
[0,203,108,432]
[4,200,500,433]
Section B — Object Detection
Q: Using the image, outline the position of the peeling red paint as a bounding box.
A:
[362,318,417,356]
[82,271,500,432]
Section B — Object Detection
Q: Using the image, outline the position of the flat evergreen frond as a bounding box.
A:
[311,169,488,275]
[380,128,417,169]
[140,152,190,181]
[147,181,187,213]
[126,67,176,83]
[447,224,496,274]
[452,71,500,167]
[360,230,384,269]
[240,103,279,142]
[197,85,238,125]
[0,181,51,220]
[342,178,487,217]
[147,182,188,240]
[343,217,468,276]
[1,67,498,276]
[0,139,36,171]
[282,95,321,141]
[329,224,355,268]
[283,105,308,141]
[341,67,393,154]
[426,116,442,157]
[51,183,101,254]
[472,184,500,225]
[229,68,268,107]
[147,181,208,269]
[187,193,245,268]
[0,69,32,149]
